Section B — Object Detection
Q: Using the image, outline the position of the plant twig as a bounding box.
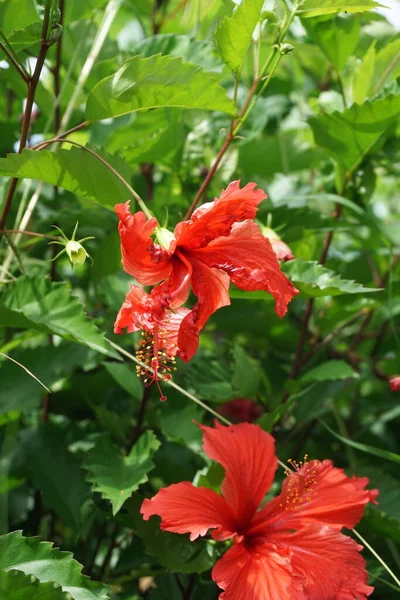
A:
[0,1,54,234]
[0,42,30,83]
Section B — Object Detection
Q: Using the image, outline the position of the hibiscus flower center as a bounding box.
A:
[281,455,318,510]
[135,331,176,401]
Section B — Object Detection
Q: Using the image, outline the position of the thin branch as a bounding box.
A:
[0,42,30,83]
[0,352,51,393]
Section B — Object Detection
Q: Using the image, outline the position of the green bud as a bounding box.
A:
[279,43,295,55]
[260,10,278,23]
[156,226,175,250]
[65,240,89,266]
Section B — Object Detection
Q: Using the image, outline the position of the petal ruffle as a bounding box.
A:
[177,258,230,361]
[277,459,378,530]
[199,422,277,530]
[115,203,172,285]
[212,542,305,600]
[175,181,266,250]
[140,482,236,541]
[189,220,299,318]
[273,526,373,600]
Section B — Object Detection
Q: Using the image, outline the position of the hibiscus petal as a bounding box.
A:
[175,181,266,250]
[140,482,236,541]
[177,257,230,361]
[198,422,277,529]
[212,542,305,600]
[278,459,378,530]
[115,202,172,285]
[114,285,148,334]
[158,307,192,357]
[189,220,299,318]
[273,526,374,600]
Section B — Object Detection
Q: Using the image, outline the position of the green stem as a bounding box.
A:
[332,400,357,472]
[353,529,400,588]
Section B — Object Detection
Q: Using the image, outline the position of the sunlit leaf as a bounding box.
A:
[297,0,383,18]
[0,570,70,600]
[301,360,359,382]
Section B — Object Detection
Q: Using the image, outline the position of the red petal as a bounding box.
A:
[272,526,374,600]
[140,482,236,541]
[390,376,400,391]
[212,542,305,600]
[269,238,294,262]
[158,307,191,357]
[114,285,150,334]
[177,257,230,361]
[175,181,266,250]
[189,220,299,318]
[115,202,172,285]
[278,459,378,530]
[199,422,277,529]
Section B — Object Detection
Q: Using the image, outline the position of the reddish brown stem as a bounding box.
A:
[0,5,53,234]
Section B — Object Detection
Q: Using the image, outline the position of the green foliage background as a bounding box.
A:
[0,0,399,597]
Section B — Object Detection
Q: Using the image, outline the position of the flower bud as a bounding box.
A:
[279,43,294,55]
[156,226,175,250]
[66,240,89,266]
[261,226,294,262]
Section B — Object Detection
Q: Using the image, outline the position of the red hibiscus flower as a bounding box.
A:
[389,376,400,392]
[219,398,262,423]
[262,226,294,261]
[114,181,299,364]
[141,422,378,599]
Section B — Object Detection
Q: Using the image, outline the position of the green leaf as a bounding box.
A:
[83,432,160,515]
[300,360,359,383]
[0,531,110,600]
[7,22,42,48]
[103,362,143,401]
[303,15,360,70]
[231,342,261,398]
[0,277,116,358]
[309,94,400,181]
[0,0,39,36]
[353,39,400,103]
[213,0,264,72]
[319,420,400,465]
[24,425,89,530]
[0,570,70,600]
[297,0,383,18]
[0,148,132,209]
[282,260,380,297]
[130,497,217,574]
[86,54,236,122]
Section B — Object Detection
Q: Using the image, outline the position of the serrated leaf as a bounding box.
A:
[0,531,110,600]
[0,570,70,600]
[302,15,360,71]
[24,425,89,530]
[86,54,236,122]
[0,147,132,209]
[282,260,380,297]
[7,22,42,48]
[353,39,400,103]
[84,432,160,515]
[309,94,400,181]
[301,360,359,383]
[297,0,383,18]
[0,277,116,358]
[213,0,265,72]
[231,342,261,398]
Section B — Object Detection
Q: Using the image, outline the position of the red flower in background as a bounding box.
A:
[114,181,299,364]
[219,398,262,423]
[390,376,400,392]
[141,422,378,600]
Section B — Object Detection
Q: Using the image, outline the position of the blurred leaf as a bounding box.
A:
[0,531,110,600]
[353,39,400,102]
[103,362,142,401]
[131,497,217,574]
[0,0,39,36]
[0,570,70,600]
[297,0,383,18]
[86,54,236,122]
[213,0,264,72]
[231,342,261,398]
[309,94,400,183]
[0,277,116,357]
[83,432,160,515]
[0,148,132,209]
[24,425,89,530]
[257,395,296,432]
[301,360,359,382]
[282,260,380,297]
[303,15,360,70]
[320,421,400,465]
[7,22,42,48]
